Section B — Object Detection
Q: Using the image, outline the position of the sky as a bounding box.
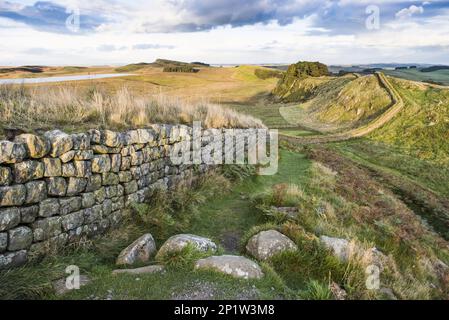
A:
[1,0,449,66]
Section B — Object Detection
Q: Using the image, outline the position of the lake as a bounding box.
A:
[0,73,134,85]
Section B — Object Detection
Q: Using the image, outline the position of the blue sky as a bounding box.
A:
[1,0,449,66]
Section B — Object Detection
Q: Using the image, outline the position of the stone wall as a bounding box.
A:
[0,124,253,269]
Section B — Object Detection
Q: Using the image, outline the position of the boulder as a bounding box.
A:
[195,255,264,279]
[0,207,20,231]
[44,130,73,157]
[7,226,33,251]
[246,230,297,261]
[92,155,111,173]
[42,158,62,177]
[47,177,67,197]
[39,198,60,217]
[53,275,91,296]
[320,236,350,262]
[71,133,90,150]
[156,234,217,260]
[66,177,87,196]
[0,141,27,164]
[25,180,47,204]
[13,160,44,183]
[112,265,165,275]
[0,250,27,269]
[116,234,157,266]
[60,151,75,163]
[14,134,50,159]
[0,185,26,207]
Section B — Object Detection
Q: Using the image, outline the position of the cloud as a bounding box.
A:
[97,44,127,52]
[396,5,425,18]
[0,1,106,33]
[132,43,175,50]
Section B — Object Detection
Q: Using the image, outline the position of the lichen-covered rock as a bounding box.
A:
[44,130,73,157]
[46,177,67,197]
[53,275,91,296]
[8,226,33,251]
[137,129,155,144]
[123,180,138,195]
[92,155,111,173]
[13,160,44,183]
[0,167,12,186]
[0,207,20,231]
[0,232,7,252]
[81,192,96,208]
[156,234,217,260]
[0,250,27,269]
[60,197,82,215]
[102,172,119,186]
[39,198,60,217]
[94,187,106,203]
[60,151,75,163]
[71,133,90,150]
[0,141,27,164]
[320,236,350,262]
[85,174,102,192]
[100,130,122,148]
[110,154,121,173]
[66,177,87,196]
[116,234,157,266]
[42,158,62,177]
[246,230,297,261]
[112,265,165,275]
[74,150,93,161]
[14,134,50,159]
[20,205,39,223]
[61,210,85,231]
[62,162,76,177]
[195,255,264,279]
[74,161,91,177]
[88,129,101,144]
[25,180,47,204]
[118,171,133,183]
[32,216,62,241]
[0,185,26,207]
[29,233,68,258]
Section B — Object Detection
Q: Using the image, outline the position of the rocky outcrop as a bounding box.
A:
[112,265,165,275]
[156,234,217,260]
[195,255,264,279]
[116,234,157,266]
[246,230,297,261]
[320,236,351,262]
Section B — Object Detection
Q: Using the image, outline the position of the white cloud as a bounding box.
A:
[395,5,424,19]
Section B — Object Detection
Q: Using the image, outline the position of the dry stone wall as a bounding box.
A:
[0,124,252,269]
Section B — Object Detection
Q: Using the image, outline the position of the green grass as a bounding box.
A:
[385,69,449,86]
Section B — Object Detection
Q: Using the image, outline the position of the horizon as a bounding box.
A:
[1,1,449,66]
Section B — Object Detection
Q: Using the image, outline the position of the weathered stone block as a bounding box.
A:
[32,217,62,241]
[66,178,87,196]
[60,150,75,163]
[74,161,91,177]
[105,185,118,199]
[20,205,39,223]
[118,171,132,183]
[130,151,144,166]
[14,134,50,159]
[88,129,101,144]
[42,158,62,177]
[0,250,27,269]
[92,155,111,173]
[61,210,84,231]
[85,174,102,192]
[137,129,155,144]
[94,187,106,204]
[0,232,6,252]
[85,205,102,224]
[39,198,60,217]
[117,184,124,197]
[14,160,44,183]
[8,226,33,251]
[101,130,123,147]
[102,199,113,216]
[102,172,119,186]
[81,192,96,208]
[60,197,82,215]
[71,133,90,150]
[29,233,67,258]
[44,130,73,157]
[0,167,12,186]
[62,162,76,177]
[120,156,131,170]
[25,180,47,204]
[0,185,26,207]
[130,166,142,180]
[74,150,93,161]
[0,141,27,164]
[123,181,138,195]
[46,177,67,197]
[110,154,121,173]
[0,207,20,231]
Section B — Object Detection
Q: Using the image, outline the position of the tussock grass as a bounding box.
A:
[0,84,264,137]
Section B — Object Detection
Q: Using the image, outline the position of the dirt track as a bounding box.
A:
[279,72,404,144]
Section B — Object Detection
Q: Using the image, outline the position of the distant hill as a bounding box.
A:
[115,59,210,73]
[0,66,45,74]
[421,65,449,72]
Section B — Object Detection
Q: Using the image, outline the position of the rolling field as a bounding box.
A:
[384,68,449,86]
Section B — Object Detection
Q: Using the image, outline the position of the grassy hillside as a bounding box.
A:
[279,75,391,132]
[384,68,449,86]
[368,77,449,164]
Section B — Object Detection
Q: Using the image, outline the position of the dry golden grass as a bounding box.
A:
[0,84,265,137]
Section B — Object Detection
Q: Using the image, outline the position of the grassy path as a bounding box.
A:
[279,72,404,144]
